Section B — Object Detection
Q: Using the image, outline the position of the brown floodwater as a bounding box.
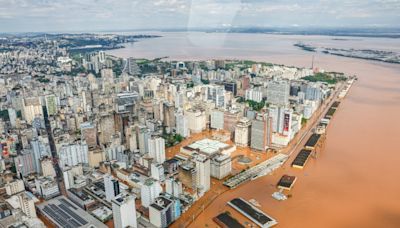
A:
[107,32,400,228]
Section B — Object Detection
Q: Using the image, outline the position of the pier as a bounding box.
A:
[228,198,278,228]
[223,154,288,189]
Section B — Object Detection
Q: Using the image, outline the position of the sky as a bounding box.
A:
[0,0,399,32]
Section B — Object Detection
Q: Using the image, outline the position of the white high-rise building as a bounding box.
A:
[185,109,207,133]
[58,141,89,170]
[104,174,120,202]
[138,126,151,155]
[266,80,290,106]
[165,177,182,198]
[23,97,43,124]
[210,109,224,130]
[18,192,37,218]
[245,89,263,102]
[141,178,162,208]
[195,154,210,195]
[148,137,166,164]
[31,139,50,175]
[268,105,286,134]
[234,118,252,147]
[63,165,83,190]
[112,194,137,228]
[5,179,25,196]
[175,110,189,138]
[151,163,165,181]
[149,196,174,228]
[210,154,231,180]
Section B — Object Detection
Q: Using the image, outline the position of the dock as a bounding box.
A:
[213,212,245,228]
[277,175,297,190]
[291,149,312,169]
[223,154,288,189]
[228,198,278,228]
[304,134,322,150]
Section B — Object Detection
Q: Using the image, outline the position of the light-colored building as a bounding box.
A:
[148,137,166,164]
[185,108,207,134]
[141,178,162,208]
[175,110,190,138]
[165,177,182,198]
[210,154,231,180]
[195,154,210,195]
[5,179,25,196]
[266,80,290,106]
[112,194,137,228]
[35,176,60,199]
[23,97,43,124]
[245,88,263,102]
[104,174,120,202]
[149,196,173,228]
[40,158,56,178]
[63,165,84,190]
[18,191,37,218]
[210,109,224,130]
[58,141,89,170]
[235,118,252,147]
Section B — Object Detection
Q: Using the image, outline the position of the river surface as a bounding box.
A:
[107,32,400,228]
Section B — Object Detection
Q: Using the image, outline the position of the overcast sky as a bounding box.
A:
[0,0,399,32]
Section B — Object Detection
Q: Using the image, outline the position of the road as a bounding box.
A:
[43,108,66,196]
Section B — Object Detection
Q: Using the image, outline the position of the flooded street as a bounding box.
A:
[108,32,400,228]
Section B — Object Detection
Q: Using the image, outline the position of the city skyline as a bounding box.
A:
[1,0,400,32]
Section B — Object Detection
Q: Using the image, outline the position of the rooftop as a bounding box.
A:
[185,138,231,156]
[37,196,107,228]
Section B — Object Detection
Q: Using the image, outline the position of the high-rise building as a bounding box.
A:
[104,174,120,202]
[138,126,151,155]
[115,92,139,114]
[268,105,286,134]
[80,122,97,148]
[63,165,84,190]
[235,118,252,147]
[266,81,290,106]
[165,177,182,198]
[18,192,37,218]
[151,163,165,181]
[163,102,175,129]
[210,154,231,180]
[112,194,137,228]
[98,51,106,63]
[210,109,224,130]
[195,154,210,195]
[207,85,225,107]
[148,137,166,164]
[41,158,56,177]
[58,141,89,170]
[14,150,35,177]
[245,89,263,102]
[175,110,189,138]
[250,113,273,151]
[5,179,25,196]
[149,196,174,228]
[23,97,43,124]
[224,81,237,96]
[224,109,241,133]
[141,178,162,208]
[185,109,207,134]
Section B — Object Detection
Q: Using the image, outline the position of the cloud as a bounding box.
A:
[0,0,399,32]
